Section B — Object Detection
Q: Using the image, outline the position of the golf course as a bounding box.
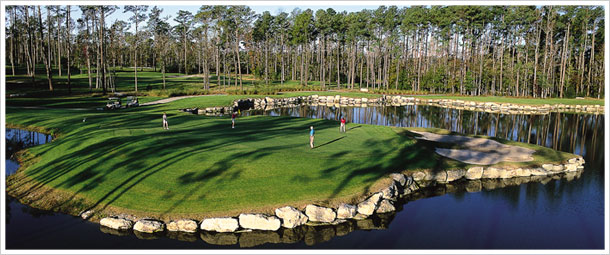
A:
[6,93,578,221]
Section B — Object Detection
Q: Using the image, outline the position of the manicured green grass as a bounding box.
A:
[6,97,577,220]
[6,107,445,218]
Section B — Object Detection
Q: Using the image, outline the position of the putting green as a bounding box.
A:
[6,105,575,220]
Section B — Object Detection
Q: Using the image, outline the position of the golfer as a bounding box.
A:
[340,116,346,133]
[162,112,169,130]
[310,126,315,149]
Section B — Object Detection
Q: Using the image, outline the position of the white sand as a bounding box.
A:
[411,131,535,165]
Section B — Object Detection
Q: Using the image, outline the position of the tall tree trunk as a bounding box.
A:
[337,42,340,88]
[587,20,597,97]
[499,33,504,95]
[66,6,71,94]
[162,58,166,89]
[265,36,269,85]
[38,6,53,91]
[56,8,62,77]
[85,15,92,91]
[235,34,243,90]
[300,45,304,85]
[134,11,139,92]
[183,25,188,75]
[99,7,106,94]
[10,8,16,75]
[321,37,325,88]
[533,21,541,97]
[281,33,285,85]
[577,24,586,95]
[559,23,570,98]
[25,7,36,86]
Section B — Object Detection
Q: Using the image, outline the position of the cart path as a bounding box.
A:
[141,94,223,106]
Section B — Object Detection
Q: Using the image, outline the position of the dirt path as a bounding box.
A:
[411,131,535,165]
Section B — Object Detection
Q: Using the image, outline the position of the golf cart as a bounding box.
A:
[125,96,139,107]
[106,97,121,110]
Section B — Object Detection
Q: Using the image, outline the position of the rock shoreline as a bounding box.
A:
[182,95,604,115]
[97,156,585,244]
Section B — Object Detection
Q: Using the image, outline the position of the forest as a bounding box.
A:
[4,5,605,98]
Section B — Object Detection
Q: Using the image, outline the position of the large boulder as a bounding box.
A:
[433,170,448,183]
[200,217,240,233]
[482,167,501,179]
[530,168,549,176]
[541,164,554,171]
[238,213,281,231]
[552,164,564,171]
[411,171,426,181]
[465,167,484,180]
[514,168,531,177]
[80,210,94,220]
[133,219,165,233]
[446,169,466,182]
[275,206,308,229]
[499,169,516,179]
[564,163,579,172]
[405,176,414,187]
[375,199,396,214]
[336,204,357,219]
[99,217,133,230]
[357,192,382,216]
[167,219,198,233]
[380,181,398,200]
[305,205,336,223]
[389,173,407,187]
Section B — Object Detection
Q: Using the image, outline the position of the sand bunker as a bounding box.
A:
[411,131,535,165]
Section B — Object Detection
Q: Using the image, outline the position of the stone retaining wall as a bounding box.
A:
[181,95,604,116]
[96,156,585,244]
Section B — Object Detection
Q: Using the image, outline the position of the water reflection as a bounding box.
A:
[410,171,583,212]
[5,128,52,176]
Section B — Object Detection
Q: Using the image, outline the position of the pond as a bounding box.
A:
[4,104,605,249]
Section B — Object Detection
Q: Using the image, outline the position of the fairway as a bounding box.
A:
[5,91,581,222]
[7,109,443,219]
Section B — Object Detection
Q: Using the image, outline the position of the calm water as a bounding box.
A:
[4,105,605,249]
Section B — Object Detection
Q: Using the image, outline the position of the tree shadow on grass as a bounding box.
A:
[12,115,327,213]
[11,112,465,216]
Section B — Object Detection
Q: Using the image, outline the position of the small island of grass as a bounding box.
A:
[6,103,578,221]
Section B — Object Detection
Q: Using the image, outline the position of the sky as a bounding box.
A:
[69,4,399,32]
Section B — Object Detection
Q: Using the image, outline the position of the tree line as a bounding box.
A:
[4,5,605,98]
